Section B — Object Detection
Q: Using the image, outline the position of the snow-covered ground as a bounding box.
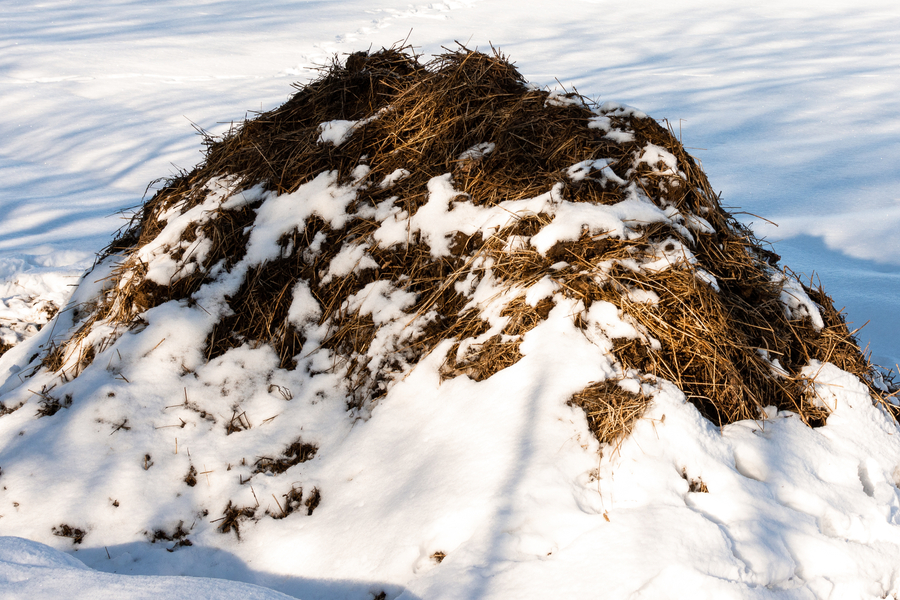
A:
[2,0,900,598]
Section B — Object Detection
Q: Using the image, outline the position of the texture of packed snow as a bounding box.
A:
[774,271,826,331]
[457,142,496,161]
[3,0,900,598]
[566,158,623,184]
[0,537,296,600]
[247,167,368,265]
[317,112,386,147]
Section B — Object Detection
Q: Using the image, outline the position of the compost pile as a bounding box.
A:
[25,46,891,447]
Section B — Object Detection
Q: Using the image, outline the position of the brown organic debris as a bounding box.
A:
[0,401,23,417]
[184,465,198,487]
[216,501,256,539]
[270,485,320,519]
[52,524,86,544]
[254,439,317,475]
[569,380,648,447]
[305,487,321,515]
[150,520,193,551]
[682,469,709,493]
[31,44,892,453]
[34,391,72,418]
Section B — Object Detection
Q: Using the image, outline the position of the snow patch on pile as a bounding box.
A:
[0,260,84,352]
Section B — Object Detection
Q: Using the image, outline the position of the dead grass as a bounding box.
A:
[184,465,198,487]
[33,387,72,417]
[271,485,321,519]
[569,381,648,447]
[0,401,23,417]
[38,45,892,451]
[253,439,317,475]
[216,501,256,539]
[150,520,193,551]
[52,524,85,544]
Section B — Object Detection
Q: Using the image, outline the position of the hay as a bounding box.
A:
[569,381,648,447]
[215,501,256,539]
[52,524,85,545]
[150,521,192,550]
[39,45,895,450]
[253,439,317,475]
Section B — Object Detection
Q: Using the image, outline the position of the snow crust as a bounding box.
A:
[0,537,295,599]
[317,112,385,147]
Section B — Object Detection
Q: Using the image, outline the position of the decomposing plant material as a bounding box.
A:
[52,524,86,544]
[184,464,198,487]
[681,469,709,493]
[270,485,320,519]
[305,487,321,515]
[31,384,71,417]
[35,392,72,417]
[0,401,23,417]
[273,486,303,519]
[216,501,256,539]
[569,381,647,446]
[226,409,251,435]
[34,44,893,453]
[254,439,317,475]
[150,520,193,551]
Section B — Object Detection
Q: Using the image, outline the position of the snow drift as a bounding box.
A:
[2,47,900,599]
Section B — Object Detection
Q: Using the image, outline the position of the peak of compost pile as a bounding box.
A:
[24,46,894,446]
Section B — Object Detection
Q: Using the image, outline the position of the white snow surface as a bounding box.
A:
[3,0,900,598]
[0,536,295,600]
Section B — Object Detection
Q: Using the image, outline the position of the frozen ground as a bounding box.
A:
[2,0,900,598]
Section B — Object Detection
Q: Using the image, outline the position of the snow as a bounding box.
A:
[457,142,496,161]
[0,537,296,599]
[528,187,684,253]
[378,168,411,189]
[565,158,621,183]
[774,271,826,330]
[317,111,386,147]
[2,0,900,598]
[247,167,368,265]
[321,243,379,285]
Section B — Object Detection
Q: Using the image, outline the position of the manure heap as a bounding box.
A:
[2,48,900,598]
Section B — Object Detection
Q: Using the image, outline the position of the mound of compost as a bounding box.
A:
[9,46,892,445]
